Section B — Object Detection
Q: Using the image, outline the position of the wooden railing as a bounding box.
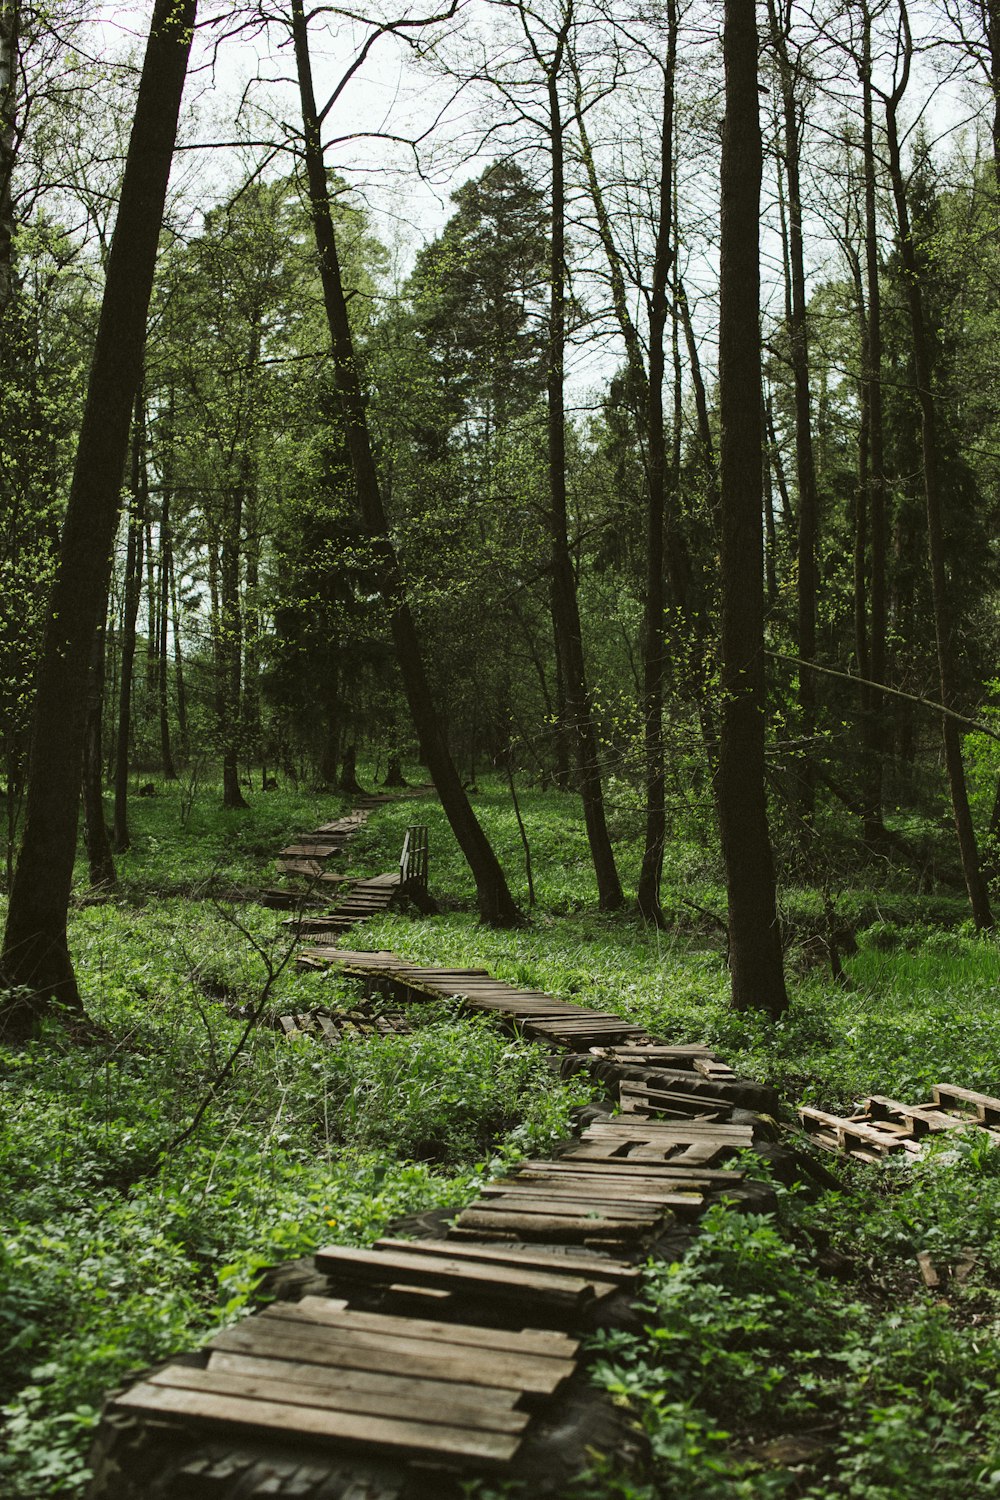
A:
[399,825,429,891]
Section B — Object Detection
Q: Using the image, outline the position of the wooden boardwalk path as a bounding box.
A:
[88,806,779,1500]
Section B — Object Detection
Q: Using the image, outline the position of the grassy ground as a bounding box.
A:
[2,769,1000,1496]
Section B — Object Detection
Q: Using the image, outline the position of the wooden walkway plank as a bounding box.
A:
[113,1375,523,1466]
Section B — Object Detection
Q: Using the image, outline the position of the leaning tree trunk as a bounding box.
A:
[291,0,520,926]
[0,0,198,1033]
[716,0,789,1017]
[884,36,993,930]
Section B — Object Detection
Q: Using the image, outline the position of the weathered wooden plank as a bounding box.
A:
[279,1297,579,1358]
[152,1362,528,1434]
[206,1351,520,1411]
[489,1178,703,1210]
[932,1083,1000,1124]
[114,1377,522,1466]
[313,1244,593,1310]
[209,1318,569,1394]
[452,1212,653,1243]
[373,1237,639,1284]
[471,1191,664,1221]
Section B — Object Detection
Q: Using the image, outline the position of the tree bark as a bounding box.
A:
[858,7,889,850]
[157,486,177,780]
[220,483,247,809]
[0,0,17,317]
[113,395,146,852]
[290,0,520,926]
[82,623,117,890]
[542,4,622,912]
[769,1,821,828]
[716,0,788,1016]
[0,0,198,1032]
[883,7,993,930]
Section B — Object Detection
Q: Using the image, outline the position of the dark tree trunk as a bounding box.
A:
[636,10,678,925]
[550,586,571,791]
[113,396,146,852]
[157,486,177,780]
[544,17,622,912]
[0,0,198,1032]
[0,0,17,317]
[168,536,187,751]
[383,755,407,789]
[768,0,821,828]
[220,484,247,810]
[339,744,365,797]
[883,20,993,930]
[82,624,117,890]
[291,0,520,926]
[716,0,788,1017]
[858,8,889,850]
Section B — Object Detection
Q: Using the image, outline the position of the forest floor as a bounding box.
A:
[2,772,1000,1497]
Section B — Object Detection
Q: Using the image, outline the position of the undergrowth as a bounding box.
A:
[3,768,1000,1496]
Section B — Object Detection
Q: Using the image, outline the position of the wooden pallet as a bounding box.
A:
[799,1083,1000,1160]
[110,1297,574,1469]
[277,1007,413,1044]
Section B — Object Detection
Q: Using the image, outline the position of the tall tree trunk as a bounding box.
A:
[242,473,262,775]
[168,537,187,751]
[859,7,889,850]
[113,393,147,852]
[716,0,788,1016]
[636,8,678,923]
[220,484,247,809]
[768,0,820,829]
[543,7,622,912]
[82,623,117,890]
[290,0,520,926]
[157,487,177,779]
[0,0,197,1031]
[0,0,17,317]
[883,7,993,930]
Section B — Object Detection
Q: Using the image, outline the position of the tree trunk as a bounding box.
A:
[113,395,146,852]
[716,0,788,1017]
[636,9,678,924]
[0,0,197,1032]
[883,18,993,930]
[82,623,117,890]
[157,486,177,779]
[768,0,820,829]
[0,0,17,317]
[291,0,520,926]
[220,484,247,809]
[544,15,622,912]
[168,535,187,751]
[859,7,889,850]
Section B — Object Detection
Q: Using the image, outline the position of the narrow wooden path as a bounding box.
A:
[88,803,779,1500]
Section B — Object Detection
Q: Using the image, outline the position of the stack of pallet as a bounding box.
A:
[799,1083,1000,1161]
